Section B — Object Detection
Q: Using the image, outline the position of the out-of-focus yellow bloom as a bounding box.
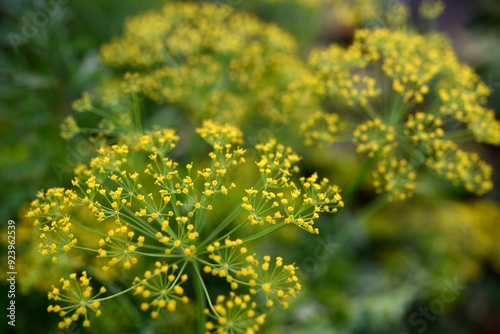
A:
[304,28,500,198]
[99,2,312,125]
[419,0,445,20]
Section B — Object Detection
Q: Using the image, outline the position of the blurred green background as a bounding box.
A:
[1,0,500,333]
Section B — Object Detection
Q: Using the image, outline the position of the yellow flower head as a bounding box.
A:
[305,28,499,198]
[133,262,188,318]
[300,110,343,147]
[47,272,105,329]
[419,0,445,20]
[99,2,307,124]
[204,292,266,334]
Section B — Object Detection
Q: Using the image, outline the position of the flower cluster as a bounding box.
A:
[205,241,301,309]
[241,140,343,232]
[299,111,343,147]
[98,2,312,125]
[328,0,407,27]
[14,2,500,333]
[372,158,416,201]
[47,271,106,329]
[204,292,266,334]
[26,121,342,331]
[419,0,445,20]
[26,188,78,263]
[196,120,243,146]
[352,118,397,157]
[133,262,189,319]
[303,28,499,199]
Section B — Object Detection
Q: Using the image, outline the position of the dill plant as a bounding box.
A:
[27,101,343,332]
[91,1,500,202]
[301,27,500,200]
[19,1,500,332]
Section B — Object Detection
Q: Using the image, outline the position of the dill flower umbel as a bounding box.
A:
[99,2,312,125]
[303,28,500,200]
[204,292,266,334]
[47,271,106,329]
[419,0,445,21]
[26,120,342,331]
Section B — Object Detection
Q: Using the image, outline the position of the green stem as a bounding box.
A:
[89,107,113,120]
[132,92,142,132]
[73,246,99,253]
[242,222,286,243]
[196,194,217,236]
[96,281,142,302]
[120,205,159,238]
[92,276,146,330]
[363,102,379,120]
[388,92,403,126]
[77,128,108,134]
[192,262,207,334]
[445,129,472,140]
[131,251,180,258]
[199,204,243,249]
[70,219,108,238]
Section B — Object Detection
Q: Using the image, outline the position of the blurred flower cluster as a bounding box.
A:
[304,27,499,200]
[98,2,311,125]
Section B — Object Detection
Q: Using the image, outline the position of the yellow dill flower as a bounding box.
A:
[245,256,301,309]
[404,112,444,145]
[300,110,343,147]
[204,292,266,334]
[385,1,410,27]
[254,139,301,187]
[304,27,500,198]
[71,91,93,112]
[329,0,384,27]
[419,0,445,20]
[97,224,143,270]
[98,2,309,125]
[28,120,342,331]
[372,158,416,201]
[352,118,397,157]
[201,90,247,123]
[60,116,80,140]
[206,238,246,284]
[206,240,301,309]
[26,188,78,261]
[196,120,243,146]
[308,44,379,107]
[100,3,296,66]
[136,127,180,156]
[243,140,342,232]
[258,0,323,6]
[47,271,106,329]
[133,263,189,318]
[89,144,130,176]
[426,140,493,195]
